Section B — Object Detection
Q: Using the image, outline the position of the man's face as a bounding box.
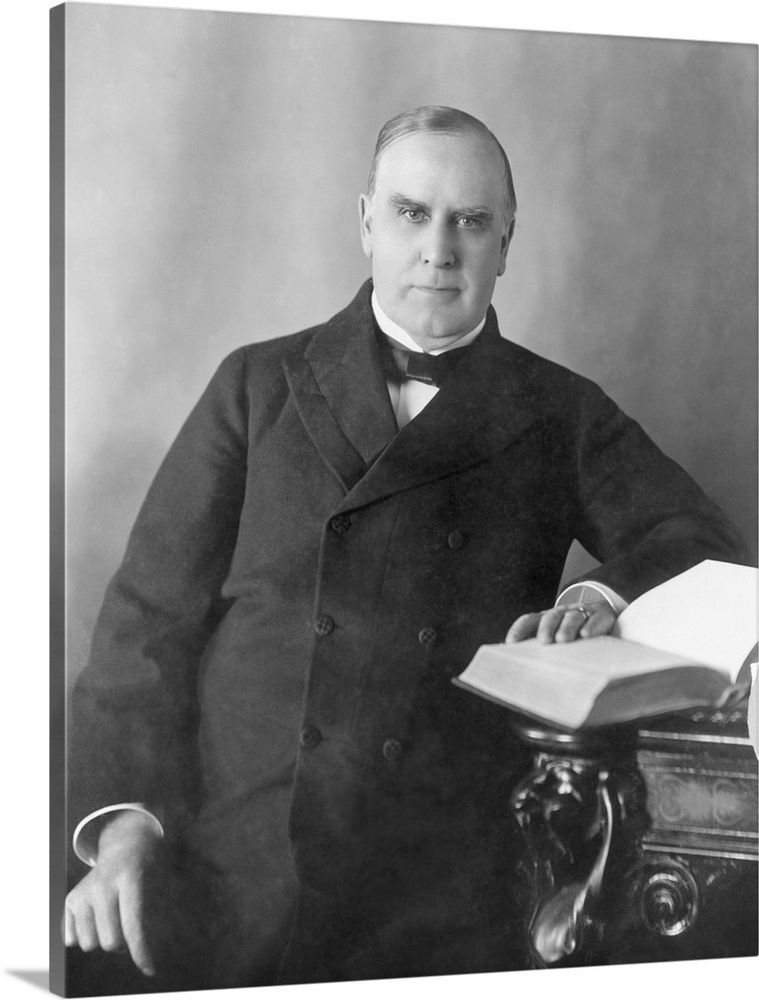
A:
[359,130,513,350]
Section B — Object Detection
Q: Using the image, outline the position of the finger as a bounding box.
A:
[119,880,155,977]
[63,905,78,948]
[553,609,589,643]
[579,605,617,639]
[71,902,99,953]
[536,607,569,644]
[92,887,126,953]
[505,613,541,643]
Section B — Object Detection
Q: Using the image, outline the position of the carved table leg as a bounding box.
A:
[509,720,648,967]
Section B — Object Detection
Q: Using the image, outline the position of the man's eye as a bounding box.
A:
[458,216,482,228]
[401,208,424,222]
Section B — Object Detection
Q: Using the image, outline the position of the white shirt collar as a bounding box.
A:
[371,290,486,355]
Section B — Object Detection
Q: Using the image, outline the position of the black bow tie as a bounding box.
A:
[380,334,473,388]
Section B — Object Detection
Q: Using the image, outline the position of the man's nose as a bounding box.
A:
[421,221,456,268]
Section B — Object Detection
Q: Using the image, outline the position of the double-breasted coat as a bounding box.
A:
[70,281,747,988]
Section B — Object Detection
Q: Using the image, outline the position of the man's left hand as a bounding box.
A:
[505,601,617,644]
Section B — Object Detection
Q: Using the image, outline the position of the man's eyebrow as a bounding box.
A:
[456,208,495,222]
[388,194,494,222]
[389,194,430,212]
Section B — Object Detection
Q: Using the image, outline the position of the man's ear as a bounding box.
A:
[358,193,373,260]
[497,216,516,277]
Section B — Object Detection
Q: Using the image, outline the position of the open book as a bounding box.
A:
[453,560,758,730]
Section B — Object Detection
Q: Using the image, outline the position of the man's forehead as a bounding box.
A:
[372,130,505,200]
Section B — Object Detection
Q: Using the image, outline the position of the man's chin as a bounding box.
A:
[397,308,470,346]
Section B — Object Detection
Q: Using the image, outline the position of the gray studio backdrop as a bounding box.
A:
[63,3,758,682]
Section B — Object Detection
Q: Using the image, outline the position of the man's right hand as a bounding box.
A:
[64,810,162,977]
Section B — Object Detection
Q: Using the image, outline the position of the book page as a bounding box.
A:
[613,560,757,679]
[457,637,695,729]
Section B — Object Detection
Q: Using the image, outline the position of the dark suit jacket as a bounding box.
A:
[70,281,747,988]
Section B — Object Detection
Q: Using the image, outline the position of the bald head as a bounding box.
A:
[366,106,517,224]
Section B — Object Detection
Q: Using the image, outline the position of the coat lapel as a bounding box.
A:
[285,281,542,508]
[336,311,542,513]
[283,283,399,493]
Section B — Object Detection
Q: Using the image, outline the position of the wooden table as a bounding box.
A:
[509,702,758,966]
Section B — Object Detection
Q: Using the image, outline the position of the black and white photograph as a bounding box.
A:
[38,1,759,999]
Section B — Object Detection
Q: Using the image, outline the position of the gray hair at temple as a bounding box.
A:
[365,106,517,223]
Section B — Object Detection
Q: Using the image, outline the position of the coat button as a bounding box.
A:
[330,514,352,535]
[418,626,439,648]
[300,726,322,750]
[382,738,404,761]
[447,529,465,549]
[314,614,335,636]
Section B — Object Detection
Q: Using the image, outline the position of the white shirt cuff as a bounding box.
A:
[557,580,628,616]
[73,803,164,867]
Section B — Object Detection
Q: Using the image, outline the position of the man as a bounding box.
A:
[65,106,747,990]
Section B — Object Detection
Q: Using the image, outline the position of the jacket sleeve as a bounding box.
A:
[68,348,250,847]
[568,381,752,603]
